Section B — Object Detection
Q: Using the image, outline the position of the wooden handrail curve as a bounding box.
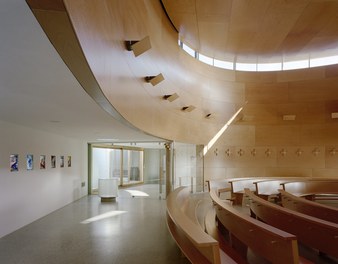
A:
[166,187,222,264]
[245,189,338,258]
[210,188,300,264]
[279,189,338,224]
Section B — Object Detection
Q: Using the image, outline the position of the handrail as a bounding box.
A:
[166,187,221,264]
[280,180,338,197]
[210,188,300,264]
[279,189,338,224]
[245,189,338,258]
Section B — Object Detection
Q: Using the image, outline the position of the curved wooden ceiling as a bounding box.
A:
[26,0,338,146]
[161,0,338,61]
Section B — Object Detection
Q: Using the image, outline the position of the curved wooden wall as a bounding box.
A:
[27,0,338,180]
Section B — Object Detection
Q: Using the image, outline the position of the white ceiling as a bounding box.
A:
[0,0,162,144]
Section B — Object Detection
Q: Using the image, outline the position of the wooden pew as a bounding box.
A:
[253,178,306,201]
[209,188,301,264]
[281,180,338,201]
[206,179,232,197]
[167,187,236,264]
[228,178,263,205]
[253,179,284,201]
[245,189,338,258]
[280,189,338,224]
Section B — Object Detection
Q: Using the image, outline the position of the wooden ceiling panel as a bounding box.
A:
[196,0,232,18]
[161,0,195,14]
[162,0,338,59]
[279,1,338,54]
[198,21,229,57]
[28,0,338,144]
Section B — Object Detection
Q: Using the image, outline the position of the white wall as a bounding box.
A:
[0,121,87,238]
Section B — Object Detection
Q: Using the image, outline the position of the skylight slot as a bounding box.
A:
[310,55,338,67]
[214,59,234,70]
[283,60,309,70]
[257,62,282,71]
[236,62,257,72]
[182,43,196,58]
[178,40,338,72]
[198,53,213,65]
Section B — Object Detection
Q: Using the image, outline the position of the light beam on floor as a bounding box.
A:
[81,210,127,224]
[125,190,149,197]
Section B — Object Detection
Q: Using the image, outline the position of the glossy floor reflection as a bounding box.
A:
[0,184,189,264]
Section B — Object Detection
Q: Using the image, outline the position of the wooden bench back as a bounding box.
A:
[167,187,221,264]
[280,189,338,224]
[245,189,338,258]
[281,180,338,196]
[210,189,300,264]
[253,177,307,196]
[228,178,260,193]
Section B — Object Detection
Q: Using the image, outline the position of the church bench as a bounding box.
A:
[245,189,338,259]
[279,189,338,224]
[253,178,307,201]
[209,189,301,264]
[227,178,262,205]
[167,187,236,264]
[280,180,338,201]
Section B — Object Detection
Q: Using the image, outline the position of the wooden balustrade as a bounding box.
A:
[280,189,338,224]
[210,189,300,264]
[245,189,338,258]
[167,187,236,264]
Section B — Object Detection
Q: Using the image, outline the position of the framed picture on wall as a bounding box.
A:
[40,155,46,169]
[51,155,56,168]
[67,156,71,167]
[10,154,19,172]
[60,155,64,168]
[26,154,33,170]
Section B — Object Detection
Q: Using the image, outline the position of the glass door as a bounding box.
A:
[90,145,144,193]
[122,149,143,185]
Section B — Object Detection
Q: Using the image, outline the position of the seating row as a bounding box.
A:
[245,188,338,258]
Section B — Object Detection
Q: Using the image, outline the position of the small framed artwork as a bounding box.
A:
[26,154,33,170]
[10,154,19,172]
[40,155,46,169]
[51,155,56,168]
[67,156,71,167]
[60,155,64,168]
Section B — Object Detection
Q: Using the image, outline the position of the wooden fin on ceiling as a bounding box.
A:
[26,0,66,12]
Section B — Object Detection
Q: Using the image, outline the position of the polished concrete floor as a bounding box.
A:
[1,185,337,264]
[0,184,189,264]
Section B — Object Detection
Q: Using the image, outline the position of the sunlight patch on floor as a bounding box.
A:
[81,210,127,224]
[125,190,149,197]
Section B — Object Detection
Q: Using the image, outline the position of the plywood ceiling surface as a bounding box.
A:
[24,0,338,145]
[162,0,338,60]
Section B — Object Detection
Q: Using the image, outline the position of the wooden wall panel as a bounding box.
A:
[276,146,325,168]
[217,125,255,146]
[255,125,300,146]
[325,145,338,169]
[289,78,338,102]
[225,168,266,179]
[277,67,324,82]
[245,82,289,104]
[312,168,338,178]
[264,168,312,178]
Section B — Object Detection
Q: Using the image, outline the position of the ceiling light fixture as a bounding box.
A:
[163,93,179,102]
[181,105,196,112]
[145,73,164,86]
[331,112,338,119]
[125,36,151,57]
